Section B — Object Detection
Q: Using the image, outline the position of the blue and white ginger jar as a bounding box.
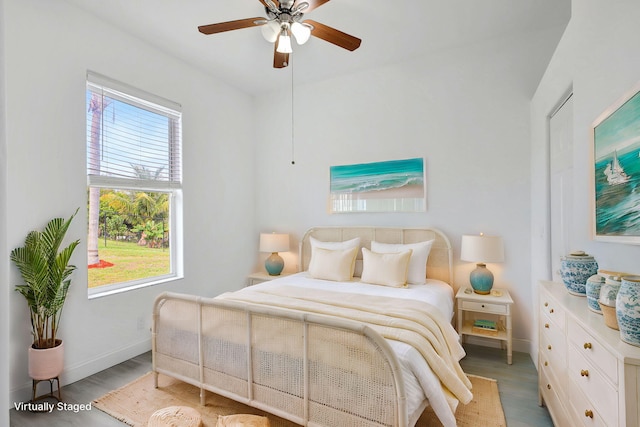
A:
[616,276,640,347]
[560,251,598,296]
[586,274,605,313]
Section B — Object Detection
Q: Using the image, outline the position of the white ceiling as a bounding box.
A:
[63,0,571,95]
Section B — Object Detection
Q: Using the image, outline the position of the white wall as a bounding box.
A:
[5,0,255,403]
[531,0,640,359]
[254,26,567,352]
[1,0,10,423]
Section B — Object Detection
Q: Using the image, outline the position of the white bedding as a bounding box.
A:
[238,272,461,427]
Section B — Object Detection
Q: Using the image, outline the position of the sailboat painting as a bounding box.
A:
[329,158,426,213]
[593,84,640,242]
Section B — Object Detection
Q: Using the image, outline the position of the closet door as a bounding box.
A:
[549,95,573,282]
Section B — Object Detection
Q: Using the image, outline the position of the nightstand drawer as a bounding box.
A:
[460,300,507,314]
[247,272,292,286]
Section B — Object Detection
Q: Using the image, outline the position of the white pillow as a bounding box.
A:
[308,246,359,282]
[370,240,434,285]
[360,248,413,288]
[309,236,361,277]
[310,236,361,251]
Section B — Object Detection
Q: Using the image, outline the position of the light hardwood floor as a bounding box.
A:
[459,344,553,427]
[10,344,553,426]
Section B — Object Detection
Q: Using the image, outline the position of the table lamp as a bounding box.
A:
[461,233,504,294]
[259,232,290,276]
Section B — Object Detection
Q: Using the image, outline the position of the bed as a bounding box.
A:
[152,226,472,427]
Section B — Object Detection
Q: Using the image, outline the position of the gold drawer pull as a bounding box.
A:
[544,361,548,366]
[547,345,552,350]
[544,302,549,307]
[585,409,594,418]
[549,308,554,313]
[580,369,589,377]
[547,384,551,390]
[584,342,592,349]
[545,323,549,328]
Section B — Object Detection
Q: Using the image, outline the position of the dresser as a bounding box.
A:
[538,281,640,427]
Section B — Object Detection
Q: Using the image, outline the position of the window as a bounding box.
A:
[86,72,183,297]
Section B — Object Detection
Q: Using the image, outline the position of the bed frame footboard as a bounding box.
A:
[152,291,409,427]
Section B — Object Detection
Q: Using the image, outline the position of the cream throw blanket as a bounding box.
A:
[217,284,473,407]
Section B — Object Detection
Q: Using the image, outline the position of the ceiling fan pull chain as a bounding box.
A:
[291,58,296,165]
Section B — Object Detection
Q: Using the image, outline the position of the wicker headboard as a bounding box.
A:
[300,226,454,285]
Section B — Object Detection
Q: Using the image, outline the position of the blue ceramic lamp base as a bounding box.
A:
[470,263,494,294]
[265,252,284,276]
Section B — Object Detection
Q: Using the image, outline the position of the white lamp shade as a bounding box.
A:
[276,33,293,53]
[460,234,504,263]
[291,22,311,45]
[261,20,281,43]
[259,233,290,253]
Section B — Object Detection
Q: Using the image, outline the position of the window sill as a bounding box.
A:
[88,274,183,299]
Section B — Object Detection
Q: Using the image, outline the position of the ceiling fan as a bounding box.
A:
[198,0,361,68]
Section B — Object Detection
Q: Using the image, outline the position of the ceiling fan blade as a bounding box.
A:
[304,19,361,51]
[273,40,290,68]
[258,0,280,11]
[301,0,330,12]
[198,17,264,35]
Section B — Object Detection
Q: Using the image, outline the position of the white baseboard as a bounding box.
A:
[10,338,151,405]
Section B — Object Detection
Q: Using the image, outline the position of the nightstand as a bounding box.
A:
[246,272,291,286]
[455,286,514,364]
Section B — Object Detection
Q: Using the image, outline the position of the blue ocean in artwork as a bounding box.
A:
[330,158,424,194]
[595,149,640,236]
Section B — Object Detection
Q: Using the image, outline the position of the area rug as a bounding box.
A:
[93,372,505,427]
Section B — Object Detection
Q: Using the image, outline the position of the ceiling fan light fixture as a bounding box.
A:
[291,22,311,45]
[261,20,281,43]
[276,30,293,53]
[198,0,361,69]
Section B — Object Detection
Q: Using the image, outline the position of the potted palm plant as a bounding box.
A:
[10,209,79,380]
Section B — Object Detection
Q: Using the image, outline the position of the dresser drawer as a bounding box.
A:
[540,292,566,332]
[540,319,567,375]
[568,318,618,385]
[539,348,567,402]
[540,365,574,427]
[568,373,608,427]
[568,345,618,426]
[460,300,507,314]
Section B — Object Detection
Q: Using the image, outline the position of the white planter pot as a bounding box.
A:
[28,340,64,380]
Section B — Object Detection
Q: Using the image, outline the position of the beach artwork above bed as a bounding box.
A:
[329,157,426,213]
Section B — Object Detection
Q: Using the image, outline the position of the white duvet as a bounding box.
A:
[239,272,462,427]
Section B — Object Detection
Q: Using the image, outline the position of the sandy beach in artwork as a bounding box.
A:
[333,183,425,200]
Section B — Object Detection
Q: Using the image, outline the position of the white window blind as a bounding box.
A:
[86,71,182,189]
